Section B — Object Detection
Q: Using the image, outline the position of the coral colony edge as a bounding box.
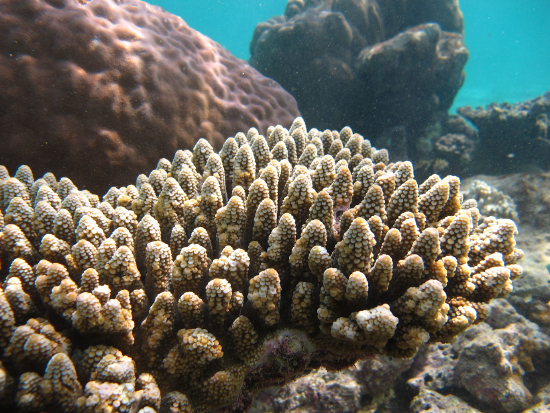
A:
[0,118,523,413]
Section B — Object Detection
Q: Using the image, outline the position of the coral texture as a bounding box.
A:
[250,0,467,143]
[430,115,478,176]
[0,118,523,412]
[458,91,550,175]
[0,0,299,194]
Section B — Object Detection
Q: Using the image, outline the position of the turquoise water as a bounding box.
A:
[149,0,550,111]
[150,0,286,61]
[454,0,550,110]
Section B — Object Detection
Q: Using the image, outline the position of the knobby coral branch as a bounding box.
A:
[0,117,523,412]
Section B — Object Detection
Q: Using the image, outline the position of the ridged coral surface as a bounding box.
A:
[0,0,299,194]
[0,118,523,412]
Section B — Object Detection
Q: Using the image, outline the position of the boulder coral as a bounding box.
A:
[250,0,468,152]
[0,0,299,194]
[0,118,524,412]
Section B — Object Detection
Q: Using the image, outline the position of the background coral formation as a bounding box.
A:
[0,118,523,412]
[248,1,550,181]
[458,91,550,175]
[379,92,550,180]
[461,180,519,223]
[0,0,299,194]
[250,0,468,151]
[462,172,550,230]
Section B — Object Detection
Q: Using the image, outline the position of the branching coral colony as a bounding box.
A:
[0,118,523,413]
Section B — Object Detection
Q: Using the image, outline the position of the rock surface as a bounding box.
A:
[410,389,482,413]
[272,369,361,413]
[407,299,550,413]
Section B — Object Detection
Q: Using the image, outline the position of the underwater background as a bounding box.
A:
[1,0,550,412]
[151,0,550,112]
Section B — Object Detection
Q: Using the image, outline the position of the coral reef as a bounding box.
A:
[458,91,550,175]
[250,0,468,146]
[409,93,550,180]
[0,0,299,194]
[251,299,550,413]
[0,118,524,412]
[371,110,479,181]
[461,180,519,223]
[430,114,479,177]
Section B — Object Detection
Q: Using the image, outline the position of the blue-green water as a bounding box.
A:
[149,0,285,62]
[149,0,550,111]
[454,0,550,110]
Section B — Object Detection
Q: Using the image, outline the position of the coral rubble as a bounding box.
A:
[0,118,523,412]
[250,0,468,143]
[0,0,299,194]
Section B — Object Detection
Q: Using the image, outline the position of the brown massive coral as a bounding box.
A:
[0,0,299,194]
[0,118,523,412]
[250,0,468,155]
